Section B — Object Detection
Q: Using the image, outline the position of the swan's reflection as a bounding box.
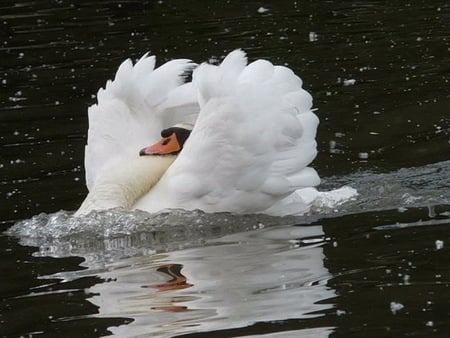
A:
[150,264,193,293]
[86,224,335,337]
[146,263,193,313]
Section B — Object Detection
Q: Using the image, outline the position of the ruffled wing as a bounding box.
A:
[136,50,320,215]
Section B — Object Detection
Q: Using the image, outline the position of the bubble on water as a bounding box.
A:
[390,302,404,314]
[257,7,270,13]
[358,152,369,159]
[309,32,318,42]
[435,240,444,250]
[426,321,434,327]
[403,274,411,285]
[343,79,356,86]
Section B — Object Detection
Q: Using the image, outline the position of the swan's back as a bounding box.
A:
[135,50,320,215]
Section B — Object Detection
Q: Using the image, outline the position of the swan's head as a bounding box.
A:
[139,124,192,156]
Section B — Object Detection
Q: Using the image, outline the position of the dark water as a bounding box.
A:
[1,0,450,337]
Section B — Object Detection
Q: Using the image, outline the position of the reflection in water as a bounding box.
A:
[151,264,193,293]
[74,225,334,337]
[5,160,449,336]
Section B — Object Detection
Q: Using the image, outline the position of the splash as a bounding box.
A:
[6,161,449,259]
[6,208,300,259]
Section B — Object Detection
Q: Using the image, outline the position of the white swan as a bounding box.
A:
[76,50,320,216]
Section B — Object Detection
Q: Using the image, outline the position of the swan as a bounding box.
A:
[76,50,320,217]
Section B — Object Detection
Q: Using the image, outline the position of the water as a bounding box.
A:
[1,0,450,337]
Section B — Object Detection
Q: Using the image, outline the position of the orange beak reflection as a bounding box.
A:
[140,133,181,156]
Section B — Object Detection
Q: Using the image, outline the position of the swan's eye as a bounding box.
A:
[161,128,173,138]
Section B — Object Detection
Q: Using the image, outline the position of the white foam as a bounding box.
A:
[314,186,359,210]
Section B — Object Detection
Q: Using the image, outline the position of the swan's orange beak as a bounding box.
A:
[139,133,181,156]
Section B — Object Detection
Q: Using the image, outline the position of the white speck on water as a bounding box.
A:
[2,79,6,84]
[13,130,20,136]
[309,32,318,42]
[426,321,434,327]
[343,79,356,86]
[336,309,346,316]
[369,131,379,135]
[257,7,269,13]
[398,207,408,213]
[333,241,338,247]
[390,302,404,314]
[358,152,369,159]
[403,274,411,285]
[435,240,444,250]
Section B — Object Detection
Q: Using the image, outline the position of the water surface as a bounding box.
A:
[1,0,449,337]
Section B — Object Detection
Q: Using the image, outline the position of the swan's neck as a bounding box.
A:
[76,155,175,216]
